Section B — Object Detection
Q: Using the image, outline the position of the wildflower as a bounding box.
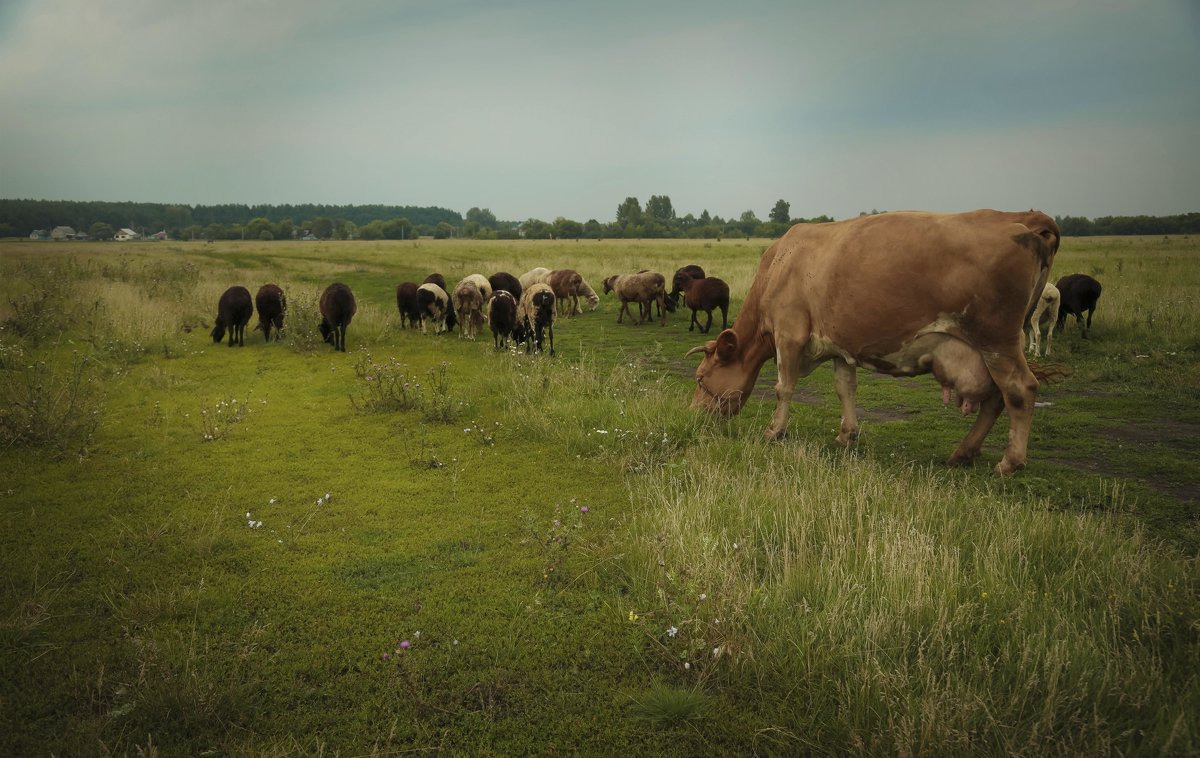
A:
[246,512,251,519]
[981,591,989,599]
[452,639,458,646]
[712,646,721,658]
[667,626,678,638]
[325,492,331,500]
[580,506,589,514]
[684,662,691,670]
[699,593,707,601]
[382,652,390,661]
[413,631,421,639]
[268,498,276,504]
[400,640,410,649]
[628,610,638,622]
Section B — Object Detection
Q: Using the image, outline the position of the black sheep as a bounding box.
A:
[519,284,556,356]
[1054,273,1103,338]
[255,283,286,342]
[488,290,518,350]
[318,282,357,352]
[489,271,523,304]
[211,286,253,347]
[396,282,422,329]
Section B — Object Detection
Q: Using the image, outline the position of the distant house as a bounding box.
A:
[151,230,169,240]
[114,228,140,241]
[301,233,318,241]
[50,226,76,240]
[29,229,47,240]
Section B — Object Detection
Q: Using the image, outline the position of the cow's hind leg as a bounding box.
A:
[832,357,859,445]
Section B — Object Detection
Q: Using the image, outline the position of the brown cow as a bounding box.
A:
[687,210,1060,476]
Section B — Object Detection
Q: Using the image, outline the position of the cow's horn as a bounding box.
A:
[684,345,708,358]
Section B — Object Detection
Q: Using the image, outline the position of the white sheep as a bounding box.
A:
[518,267,551,291]
[577,278,600,312]
[602,271,668,325]
[1027,282,1061,357]
[416,283,450,334]
[517,282,556,355]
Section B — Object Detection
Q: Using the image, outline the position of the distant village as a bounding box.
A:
[27,226,320,241]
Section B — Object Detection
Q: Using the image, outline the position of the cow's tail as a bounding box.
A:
[1028,360,1072,386]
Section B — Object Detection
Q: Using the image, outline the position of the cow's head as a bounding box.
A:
[687,328,751,417]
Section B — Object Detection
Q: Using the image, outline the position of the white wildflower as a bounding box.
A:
[667,626,678,638]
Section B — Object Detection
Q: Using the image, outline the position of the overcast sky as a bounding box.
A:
[1,0,1197,222]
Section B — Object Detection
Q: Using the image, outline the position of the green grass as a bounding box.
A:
[0,235,1197,755]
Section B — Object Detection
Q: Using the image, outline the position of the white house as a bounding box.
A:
[50,225,76,240]
[114,228,140,241]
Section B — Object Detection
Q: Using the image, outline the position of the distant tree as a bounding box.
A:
[275,218,295,240]
[358,221,384,240]
[333,219,356,240]
[769,199,790,225]
[465,207,498,229]
[310,217,334,239]
[258,230,274,241]
[698,209,712,225]
[553,217,583,239]
[244,217,274,240]
[583,219,603,238]
[433,222,455,239]
[89,222,114,240]
[645,195,675,224]
[616,197,643,227]
[521,218,552,239]
[382,217,413,239]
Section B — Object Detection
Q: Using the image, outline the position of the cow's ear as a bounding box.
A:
[715,329,738,363]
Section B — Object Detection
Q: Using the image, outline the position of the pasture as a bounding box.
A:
[1,234,1197,755]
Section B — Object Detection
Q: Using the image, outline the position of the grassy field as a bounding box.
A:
[1,235,1196,755]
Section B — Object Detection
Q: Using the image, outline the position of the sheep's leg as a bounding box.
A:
[703,309,713,334]
[1084,306,1094,337]
[719,304,727,331]
[617,301,627,324]
[658,293,667,326]
[833,357,859,445]
[548,320,555,357]
[689,309,697,332]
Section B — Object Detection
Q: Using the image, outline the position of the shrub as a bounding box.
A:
[0,352,102,457]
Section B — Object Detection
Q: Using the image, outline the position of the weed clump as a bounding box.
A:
[349,351,462,423]
[0,352,102,457]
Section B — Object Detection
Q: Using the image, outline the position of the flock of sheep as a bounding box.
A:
[209,265,734,356]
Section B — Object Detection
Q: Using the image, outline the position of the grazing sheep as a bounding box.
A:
[669,265,706,305]
[1055,273,1103,338]
[518,283,556,356]
[489,272,523,303]
[422,274,456,332]
[417,283,451,334]
[679,276,730,334]
[488,290,518,350]
[255,283,286,342]
[318,282,357,352]
[462,273,493,303]
[547,269,584,317]
[1027,282,1061,357]
[577,278,600,312]
[211,286,253,347]
[452,279,486,340]
[519,267,551,291]
[396,282,422,330]
[602,271,668,326]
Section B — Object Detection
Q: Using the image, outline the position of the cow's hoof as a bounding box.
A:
[764,428,786,442]
[946,451,978,467]
[835,430,859,446]
[994,459,1025,477]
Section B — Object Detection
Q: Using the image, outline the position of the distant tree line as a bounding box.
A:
[1054,213,1200,236]
[0,199,466,240]
[3,197,1195,241]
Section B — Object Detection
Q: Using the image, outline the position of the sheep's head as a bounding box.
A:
[211,324,226,343]
[602,275,618,295]
[318,319,333,343]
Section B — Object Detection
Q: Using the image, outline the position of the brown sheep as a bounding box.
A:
[396,282,422,330]
[602,272,667,326]
[679,276,730,334]
[318,282,357,352]
[212,286,253,347]
[255,283,286,342]
[547,269,584,317]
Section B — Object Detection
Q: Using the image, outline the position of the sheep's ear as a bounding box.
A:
[715,329,738,363]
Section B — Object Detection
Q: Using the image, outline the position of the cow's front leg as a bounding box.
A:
[765,342,806,441]
[832,357,859,445]
[948,391,1003,467]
